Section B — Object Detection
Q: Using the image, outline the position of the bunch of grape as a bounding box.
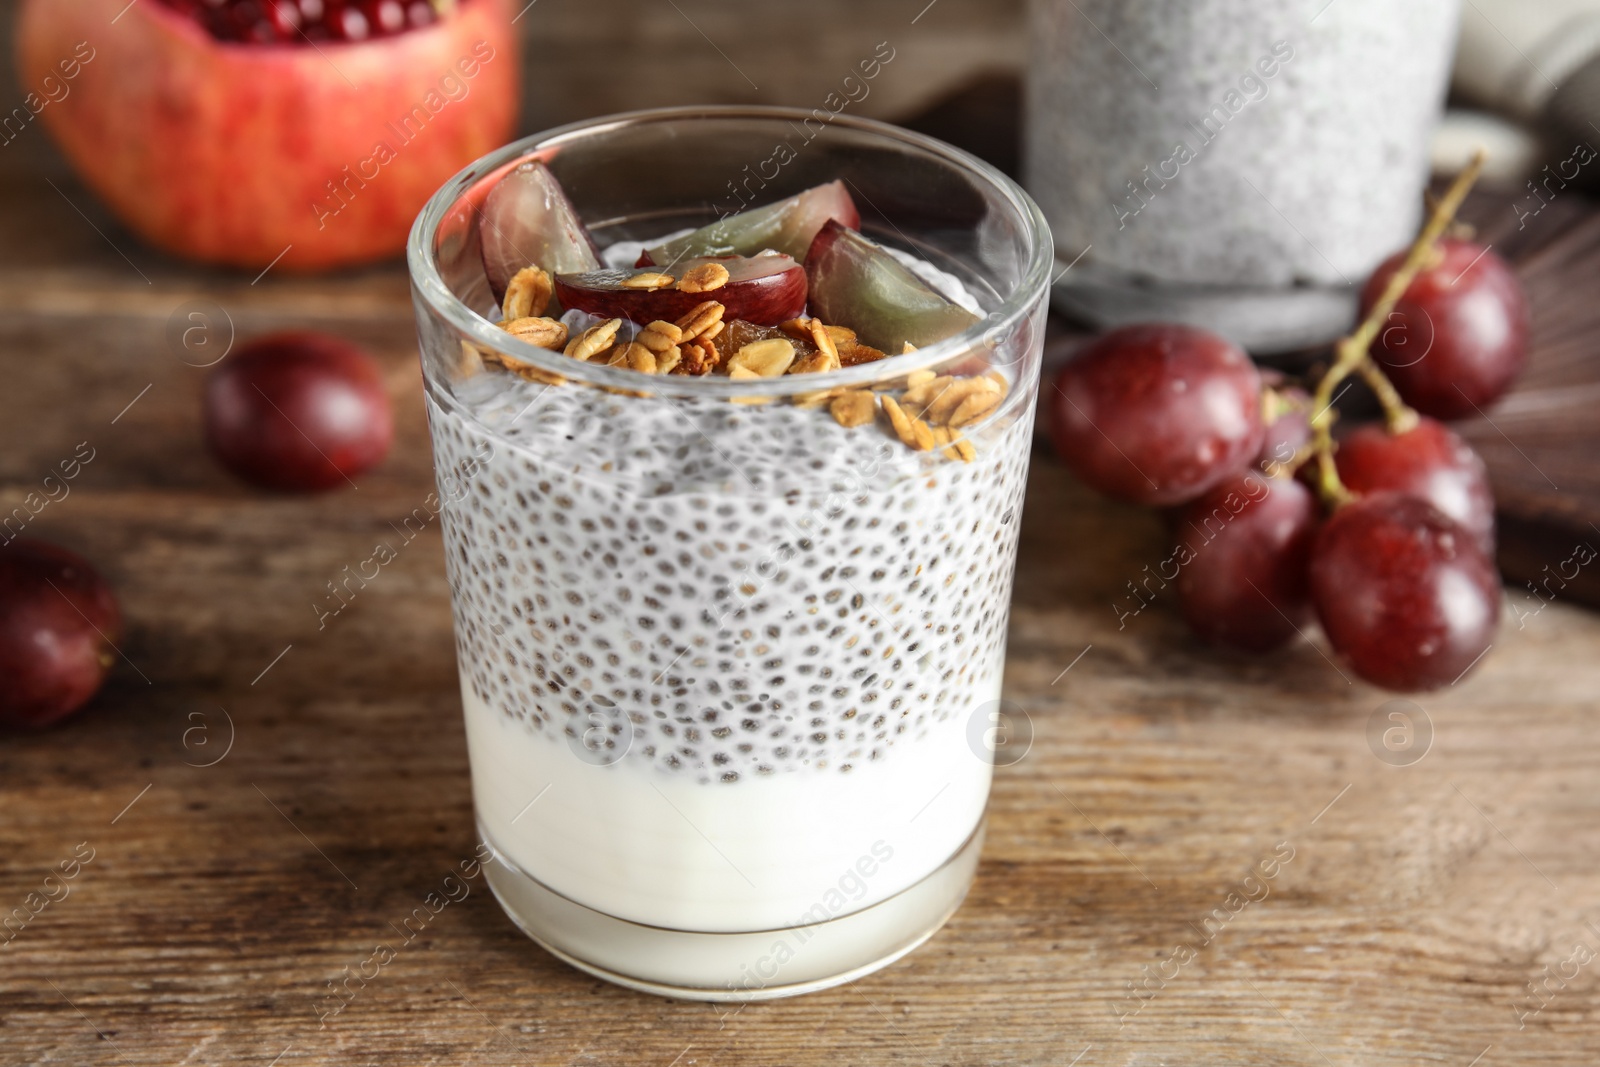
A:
[1050,156,1527,692]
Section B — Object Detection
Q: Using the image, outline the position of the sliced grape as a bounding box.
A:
[479,160,601,302]
[805,221,979,353]
[554,256,807,327]
[644,180,860,265]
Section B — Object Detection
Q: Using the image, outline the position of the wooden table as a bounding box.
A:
[5,86,1600,1067]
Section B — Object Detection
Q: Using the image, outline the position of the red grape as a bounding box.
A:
[1335,416,1495,556]
[1310,492,1500,691]
[1051,324,1264,506]
[0,540,122,729]
[205,331,392,493]
[555,256,807,328]
[1176,472,1319,653]
[1362,238,1528,420]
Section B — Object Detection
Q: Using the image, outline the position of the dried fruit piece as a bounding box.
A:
[564,318,622,362]
[720,319,806,362]
[829,390,877,428]
[502,266,553,321]
[677,262,730,293]
[676,301,726,341]
[837,338,886,367]
[729,338,796,377]
[906,368,935,388]
[621,272,675,290]
[673,337,720,376]
[501,316,569,350]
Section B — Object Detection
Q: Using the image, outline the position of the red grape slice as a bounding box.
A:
[554,256,807,327]
[0,540,122,729]
[1361,238,1528,420]
[645,180,859,265]
[1335,416,1496,556]
[1176,473,1319,653]
[1050,323,1264,507]
[805,220,978,352]
[1310,492,1500,691]
[479,160,602,302]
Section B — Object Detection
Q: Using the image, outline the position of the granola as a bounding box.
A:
[564,318,623,362]
[501,316,568,350]
[677,262,731,293]
[502,266,553,321]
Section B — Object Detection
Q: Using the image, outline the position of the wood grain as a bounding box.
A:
[2,38,1599,1067]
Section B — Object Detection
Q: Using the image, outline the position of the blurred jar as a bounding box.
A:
[1025,0,1460,351]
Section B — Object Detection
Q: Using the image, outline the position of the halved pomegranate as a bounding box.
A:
[16,0,520,270]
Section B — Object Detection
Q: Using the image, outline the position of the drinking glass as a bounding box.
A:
[408,106,1052,1000]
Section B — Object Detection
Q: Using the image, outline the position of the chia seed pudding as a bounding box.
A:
[1025,0,1459,347]
[430,367,1032,928]
[410,109,1051,994]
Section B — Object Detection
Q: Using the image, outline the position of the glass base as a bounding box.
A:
[478,815,985,1002]
[1050,258,1357,355]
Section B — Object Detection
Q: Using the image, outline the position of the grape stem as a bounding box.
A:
[1309,150,1487,508]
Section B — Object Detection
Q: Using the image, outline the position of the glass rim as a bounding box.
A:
[406,104,1055,399]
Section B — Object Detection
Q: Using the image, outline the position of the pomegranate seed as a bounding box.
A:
[337,6,368,38]
[369,0,404,32]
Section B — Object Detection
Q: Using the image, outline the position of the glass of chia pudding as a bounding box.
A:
[407,107,1052,1000]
